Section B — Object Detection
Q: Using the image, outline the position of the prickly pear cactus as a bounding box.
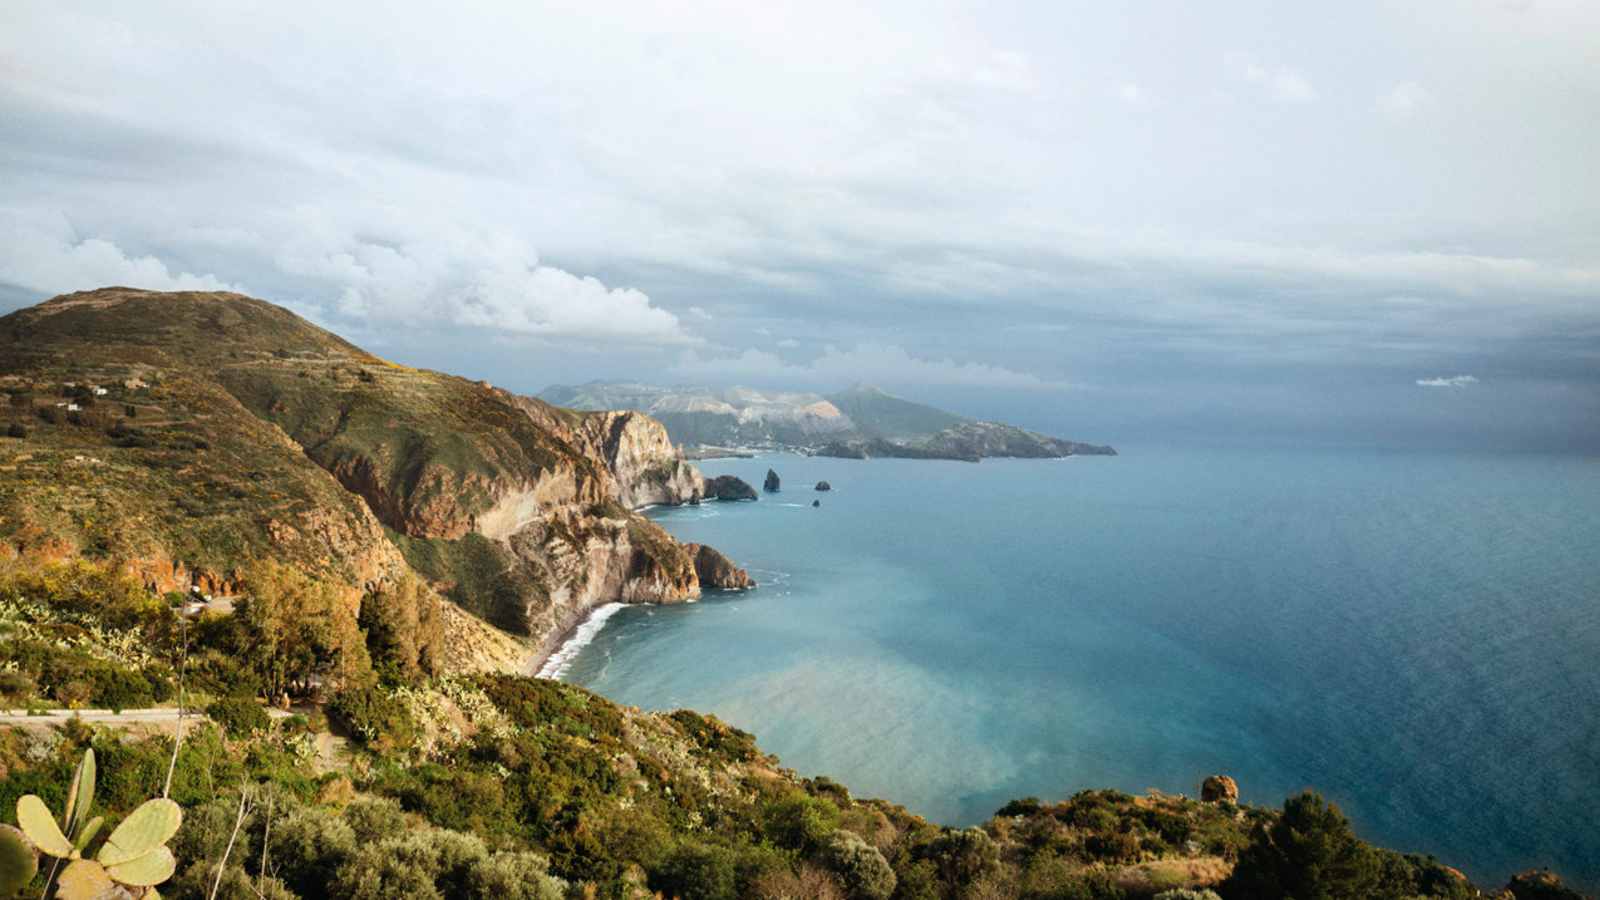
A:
[0,824,39,897]
[16,794,74,858]
[13,749,182,898]
[96,799,182,867]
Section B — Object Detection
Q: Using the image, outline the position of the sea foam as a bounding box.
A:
[537,602,627,680]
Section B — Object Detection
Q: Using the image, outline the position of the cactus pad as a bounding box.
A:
[75,816,105,853]
[55,858,119,900]
[96,798,181,867]
[16,795,74,858]
[0,824,40,897]
[104,845,176,887]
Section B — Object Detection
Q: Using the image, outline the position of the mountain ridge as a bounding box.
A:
[539,380,1116,461]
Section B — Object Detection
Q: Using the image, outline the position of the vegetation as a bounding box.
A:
[0,289,1592,899]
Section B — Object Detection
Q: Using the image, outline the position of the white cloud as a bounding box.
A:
[0,211,239,296]
[776,338,800,348]
[1417,374,1479,387]
[687,306,713,320]
[1378,82,1430,119]
[671,342,1065,390]
[1117,82,1145,104]
[0,206,693,345]
[1232,56,1319,102]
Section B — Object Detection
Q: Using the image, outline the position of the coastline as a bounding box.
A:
[533,601,629,680]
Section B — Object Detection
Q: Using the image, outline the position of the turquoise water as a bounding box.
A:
[563,447,1600,888]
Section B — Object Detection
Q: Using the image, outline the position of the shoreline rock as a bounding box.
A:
[686,543,755,590]
[764,468,781,492]
[705,474,758,501]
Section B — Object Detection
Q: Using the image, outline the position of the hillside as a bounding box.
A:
[539,381,1116,460]
[0,288,745,668]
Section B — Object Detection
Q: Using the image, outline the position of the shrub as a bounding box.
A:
[762,791,841,852]
[328,684,416,750]
[466,850,570,900]
[342,795,408,843]
[653,842,743,900]
[207,696,271,738]
[1222,791,1381,900]
[269,804,358,897]
[921,827,999,888]
[821,830,896,900]
[4,422,23,439]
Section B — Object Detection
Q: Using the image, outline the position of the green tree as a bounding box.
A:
[1222,791,1381,900]
[236,561,369,699]
[360,572,443,682]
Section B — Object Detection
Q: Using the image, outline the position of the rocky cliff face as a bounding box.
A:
[574,410,704,509]
[0,288,749,673]
[686,543,755,591]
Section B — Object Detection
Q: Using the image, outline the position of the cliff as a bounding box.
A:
[0,287,742,669]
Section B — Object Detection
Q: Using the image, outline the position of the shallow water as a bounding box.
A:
[562,446,1600,888]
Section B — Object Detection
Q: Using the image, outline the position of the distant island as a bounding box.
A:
[539,381,1117,461]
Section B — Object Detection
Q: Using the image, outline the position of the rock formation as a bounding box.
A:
[686,543,755,590]
[1200,775,1238,804]
[764,468,781,492]
[815,480,831,491]
[0,288,752,675]
[704,475,758,501]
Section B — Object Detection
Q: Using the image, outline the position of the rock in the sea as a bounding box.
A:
[705,474,758,501]
[815,480,831,491]
[686,543,755,590]
[812,499,820,507]
[764,468,781,492]
[1200,775,1238,804]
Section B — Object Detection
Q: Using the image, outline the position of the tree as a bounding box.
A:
[360,572,444,681]
[236,561,369,699]
[1222,791,1382,900]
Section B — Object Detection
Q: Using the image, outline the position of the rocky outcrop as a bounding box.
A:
[574,409,704,509]
[815,481,831,491]
[764,468,781,492]
[686,543,755,591]
[705,475,758,501]
[1200,775,1238,804]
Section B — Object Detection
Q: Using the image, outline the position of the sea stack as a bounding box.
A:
[705,474,758,501]
[815,480,831,491]
[764,468,781,492]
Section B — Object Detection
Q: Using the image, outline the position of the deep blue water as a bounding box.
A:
[562,447,1600,889]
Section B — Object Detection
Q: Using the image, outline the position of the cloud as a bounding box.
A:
[687,306,713,320]
[1378,82,1430,119]
[670,342,1066,390]
[776,338,800,348]
[1417,375,1479,387]
[1117,83,1145,104]
[1,207,693,345]
[0,211,239,296]
[1231,56,1318,102]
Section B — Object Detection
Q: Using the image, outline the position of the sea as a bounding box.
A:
[554,446,1600,889]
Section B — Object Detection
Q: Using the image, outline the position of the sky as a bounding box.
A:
[2,1,1597,450]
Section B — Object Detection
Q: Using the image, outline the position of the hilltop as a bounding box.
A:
[0,288,746,669]
[539,381,1116,461]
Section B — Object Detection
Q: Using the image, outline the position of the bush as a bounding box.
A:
[653,842,741,900]
[1222,792,1381,900]
[328,684,415,750]
[821,830,896,900]
[763,791,841,852]
[343,795,409,843]
[207,696,271,737]
[268,804,358,897]
[466,850,570,900]
[5,422,24,439]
